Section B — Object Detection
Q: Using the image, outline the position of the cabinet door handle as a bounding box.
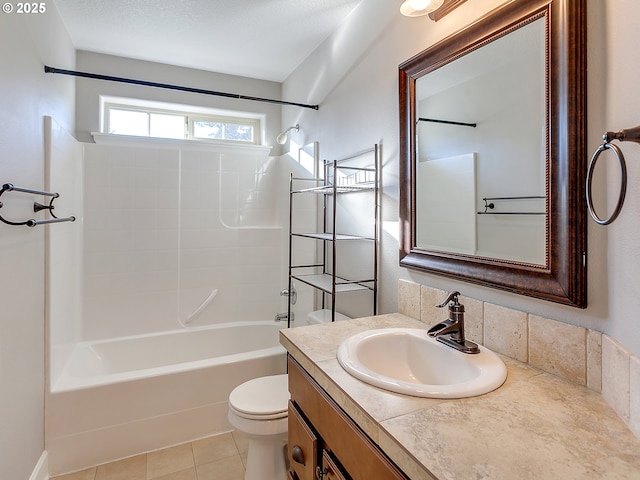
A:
[292,445,305,465]
[316,466,328,480]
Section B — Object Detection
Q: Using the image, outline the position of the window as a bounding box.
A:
[104,102,261,145]
[190,118,255,143]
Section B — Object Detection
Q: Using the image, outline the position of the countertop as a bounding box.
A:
[279,313,640,480]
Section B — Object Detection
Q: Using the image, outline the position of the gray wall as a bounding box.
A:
[282,0,639,356]
[0,4,76,479]
[75,50,283,148]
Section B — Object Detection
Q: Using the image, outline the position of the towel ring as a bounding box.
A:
[586,142,627,225]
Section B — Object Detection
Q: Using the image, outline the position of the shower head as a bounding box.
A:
[276,124,299,144]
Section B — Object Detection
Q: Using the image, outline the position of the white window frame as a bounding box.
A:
[101,97,263,145]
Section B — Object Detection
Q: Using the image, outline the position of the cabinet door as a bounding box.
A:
[288,356,409,480]
[318,450,349,480]
[288,401,318,480]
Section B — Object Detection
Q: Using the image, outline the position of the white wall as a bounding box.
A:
[282,0,640,356]
[0,5,75,479]
[418,154,477,256]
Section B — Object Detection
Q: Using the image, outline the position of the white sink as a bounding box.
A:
[336,328,507,399]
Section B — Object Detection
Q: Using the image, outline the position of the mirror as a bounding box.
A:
[399,0,587,307]
[415,17,546,264]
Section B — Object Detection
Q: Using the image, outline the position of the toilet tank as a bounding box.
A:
[306,309,351,325]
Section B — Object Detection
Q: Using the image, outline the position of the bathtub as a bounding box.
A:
[46,321,287,476]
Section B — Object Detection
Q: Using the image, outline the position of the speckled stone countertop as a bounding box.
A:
[279,313,640,480]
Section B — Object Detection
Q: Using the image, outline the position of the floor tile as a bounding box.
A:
[192,432,239,465]
[196,456,245,480]
[147,443,194,479]
[52,433,249,480]
[150,467,197,480]
[231,430,249,455]
[239,450,248,469]
[95,455,146,480]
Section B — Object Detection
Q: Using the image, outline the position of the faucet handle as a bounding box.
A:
[436,291,461,309]
[280,283,297,305]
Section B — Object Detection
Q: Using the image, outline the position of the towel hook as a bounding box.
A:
[586,126,640,225]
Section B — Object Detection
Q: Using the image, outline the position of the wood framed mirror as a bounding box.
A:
[399,0,587,307]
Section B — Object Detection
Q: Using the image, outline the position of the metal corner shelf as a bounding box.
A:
[290,273,374,294]
[291,232,375,242]
[287,145,380,323]
[291,182,376,195]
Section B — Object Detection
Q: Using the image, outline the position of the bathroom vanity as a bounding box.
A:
[280,314,640,480]
[287,355,409,479]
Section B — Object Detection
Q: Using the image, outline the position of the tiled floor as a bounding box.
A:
[51,431,249,480]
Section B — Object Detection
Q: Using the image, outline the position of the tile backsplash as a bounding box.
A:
[398,279,640,440]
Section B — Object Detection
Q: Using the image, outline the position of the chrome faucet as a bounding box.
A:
[274,312,294,322]
[280,283,297,305]
[275,283,297,322]
[427,291,479,354]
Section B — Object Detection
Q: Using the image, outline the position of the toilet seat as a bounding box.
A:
[228,374,289,420]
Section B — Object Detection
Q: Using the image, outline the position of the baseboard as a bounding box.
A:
[29,451,49,480]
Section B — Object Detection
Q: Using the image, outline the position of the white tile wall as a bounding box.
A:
[81,144,287,340]
[83,145,180,339]
[219,154,279,227]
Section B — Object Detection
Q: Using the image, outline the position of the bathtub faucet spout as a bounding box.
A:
[274,312,294,322]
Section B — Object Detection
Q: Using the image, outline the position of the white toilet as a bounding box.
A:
[305,308,350,325]
[227,309,350,480]
[228,374,290,480]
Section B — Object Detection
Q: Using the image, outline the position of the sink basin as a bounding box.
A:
[336,328,507,398]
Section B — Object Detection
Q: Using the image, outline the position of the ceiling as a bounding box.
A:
[52,0,364,83]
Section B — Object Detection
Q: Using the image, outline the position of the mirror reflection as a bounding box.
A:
[415,18,547,265]
[399,0,587,307]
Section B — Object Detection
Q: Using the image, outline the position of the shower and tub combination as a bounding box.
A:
[47,321,287,475]
[44,118,313,475]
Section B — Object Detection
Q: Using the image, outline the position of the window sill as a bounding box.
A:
[91,133,273,156]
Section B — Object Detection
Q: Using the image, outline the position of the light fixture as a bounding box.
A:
[276,124,299,144]
[400,0,444,17]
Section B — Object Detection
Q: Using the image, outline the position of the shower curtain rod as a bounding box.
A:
[418,117,476,128]
[44,65,319,110]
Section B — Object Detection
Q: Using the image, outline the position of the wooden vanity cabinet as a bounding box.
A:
[320,451,349,480]
[287,355,409,480]
[288,401,318,480]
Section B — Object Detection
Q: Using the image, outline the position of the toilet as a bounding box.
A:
[227,309,350,480]
[228,374,289,480]
[305,308,350,325]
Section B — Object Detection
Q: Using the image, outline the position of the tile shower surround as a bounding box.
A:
[398,279,640,440]
[82,144,283,340]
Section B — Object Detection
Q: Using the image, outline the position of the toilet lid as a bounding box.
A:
[229,374,289,417]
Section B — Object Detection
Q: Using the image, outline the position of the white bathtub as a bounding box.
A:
[46,321,287,476]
